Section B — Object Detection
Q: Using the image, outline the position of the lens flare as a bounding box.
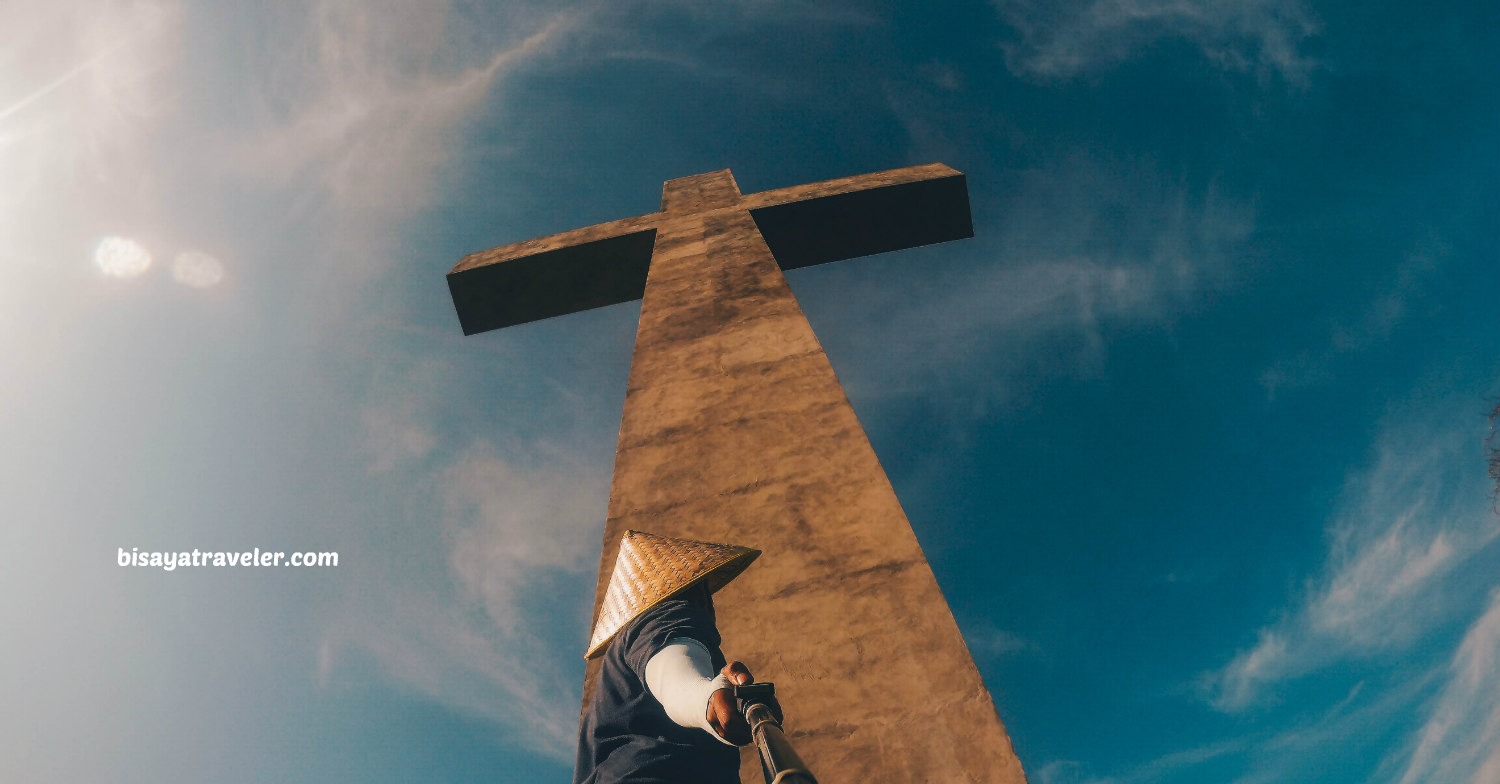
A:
[172,250,224,288]
[94,236,152,278]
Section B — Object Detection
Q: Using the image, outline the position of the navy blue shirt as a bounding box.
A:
[573,599,742,784]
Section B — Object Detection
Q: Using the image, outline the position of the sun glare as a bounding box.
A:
[94,236,151,278]
[172,250,223,288]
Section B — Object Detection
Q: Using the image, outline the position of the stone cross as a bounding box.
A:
[448,164,1026,784]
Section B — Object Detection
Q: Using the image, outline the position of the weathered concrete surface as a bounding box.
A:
[447,164,971,334]
[577,170,1027,784]
[449,164,1024,783]
[736,162,963,210]
[447,229,657,335]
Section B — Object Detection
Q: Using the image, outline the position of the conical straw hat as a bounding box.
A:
[585,530,760,659]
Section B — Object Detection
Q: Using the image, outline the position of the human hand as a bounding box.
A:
[706,661,754,745]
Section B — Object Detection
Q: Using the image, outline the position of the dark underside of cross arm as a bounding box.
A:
[749,172,973,271]
[447,229,658,335]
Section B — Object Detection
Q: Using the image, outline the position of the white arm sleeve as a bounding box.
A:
[644,637,736,745]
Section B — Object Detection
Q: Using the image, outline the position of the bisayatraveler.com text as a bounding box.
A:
[118,548,338,571]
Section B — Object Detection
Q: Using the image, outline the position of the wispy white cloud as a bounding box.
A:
[1260,237,1445,399]
[1041,663,1445,784]
[1397,588,1500,784]
[1035,759,1092,784]
[1,0,600,769]
[993,0,1318,83]
[208,0,651,762]
[323,437,608,757]
[232,2,574,219]
[441,444,603,633]
[1037,737,1246,784]
[1212,629,1289,710]
[360,402,437,474]
[1205,407,1499,712]
[800,159,1253,413]
[965,620,1042,659]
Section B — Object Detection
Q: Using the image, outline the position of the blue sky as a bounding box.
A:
[1,1,1496,783]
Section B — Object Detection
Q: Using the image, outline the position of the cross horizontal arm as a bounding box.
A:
[446,164,971,335]
[447,215,658,335]
[739,163,965,211]
[743,163,973,271]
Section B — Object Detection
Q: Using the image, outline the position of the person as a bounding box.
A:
[573,530,778,784]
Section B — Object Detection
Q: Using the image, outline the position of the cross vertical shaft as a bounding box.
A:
[578,170,1026,783]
